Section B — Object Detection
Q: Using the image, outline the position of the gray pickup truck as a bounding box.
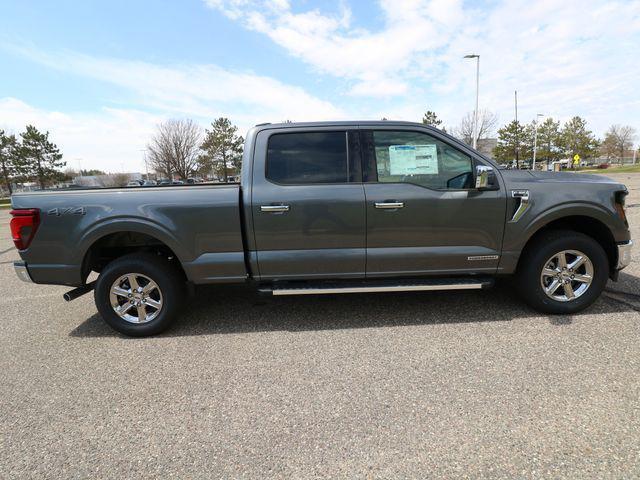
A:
[10,121,633,336]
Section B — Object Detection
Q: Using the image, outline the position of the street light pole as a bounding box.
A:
[532,113,544,170]
[138,148,149,180]
[464,54,480,149]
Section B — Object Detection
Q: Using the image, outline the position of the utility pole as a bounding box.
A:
[464,54,480,149]
[514,90,519,169]
[139,148,149,180]
[532,113,544,170]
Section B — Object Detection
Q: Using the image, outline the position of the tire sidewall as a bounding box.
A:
[94,254,183,336]
[519,232,609,314]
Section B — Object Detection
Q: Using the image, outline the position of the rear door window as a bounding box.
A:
[266,131,349,184]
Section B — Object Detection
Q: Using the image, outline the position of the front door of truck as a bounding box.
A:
[251,128,366,280]
[361,128,506,276]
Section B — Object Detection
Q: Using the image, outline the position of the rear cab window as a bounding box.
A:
[266,131,361,184]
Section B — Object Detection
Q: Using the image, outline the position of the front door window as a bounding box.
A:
[371,131,474,190]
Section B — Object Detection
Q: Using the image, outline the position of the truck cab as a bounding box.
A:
[243,122,505,280]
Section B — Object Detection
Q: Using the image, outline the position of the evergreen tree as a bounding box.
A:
[18,125,65,189]
[421,110,444,131]
[0,130,18,195]
[559,116,599,162]
[535,118,561,169]
[200,118,244,182]
[493,120,533,167]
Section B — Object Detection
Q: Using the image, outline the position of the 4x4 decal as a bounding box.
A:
[47,207,86,216]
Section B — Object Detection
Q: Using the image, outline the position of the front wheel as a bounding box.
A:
[94,253,185,336]
[516,230,609,314]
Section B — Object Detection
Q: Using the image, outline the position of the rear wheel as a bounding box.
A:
[516,230,609,314]
[94,253,185,336]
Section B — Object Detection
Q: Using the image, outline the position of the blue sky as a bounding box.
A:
[1,0,639,172]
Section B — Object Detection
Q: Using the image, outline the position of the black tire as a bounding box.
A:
[516,230,609,314]
[94,253,185,336]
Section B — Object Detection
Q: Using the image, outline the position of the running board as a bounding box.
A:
[262,278,493,296]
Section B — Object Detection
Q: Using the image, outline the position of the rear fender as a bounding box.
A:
[77,217,188,266]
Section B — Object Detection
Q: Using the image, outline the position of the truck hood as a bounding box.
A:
[499,169,625,188]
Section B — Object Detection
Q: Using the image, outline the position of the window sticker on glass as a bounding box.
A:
[388,144,438,175]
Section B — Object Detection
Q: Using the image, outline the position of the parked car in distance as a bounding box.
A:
[9,121,633,336]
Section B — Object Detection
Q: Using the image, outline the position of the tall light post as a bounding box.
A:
[139,148,149,180]
[532,113,544,170]
[464,54,480,149]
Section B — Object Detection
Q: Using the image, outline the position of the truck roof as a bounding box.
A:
[246,120,505,170]
[254,120,434,129]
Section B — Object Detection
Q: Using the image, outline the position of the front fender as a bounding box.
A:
[498,200,624,273]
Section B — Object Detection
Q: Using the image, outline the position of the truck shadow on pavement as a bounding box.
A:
[70,274,639,338]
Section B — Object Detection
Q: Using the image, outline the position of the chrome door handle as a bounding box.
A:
[260,205,290,213]
[375,202,404,209]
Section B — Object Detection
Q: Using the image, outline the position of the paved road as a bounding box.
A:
[1,173,639,478]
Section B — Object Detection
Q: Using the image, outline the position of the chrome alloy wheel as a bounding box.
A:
[540,250,594,302]
[109,273,163,324]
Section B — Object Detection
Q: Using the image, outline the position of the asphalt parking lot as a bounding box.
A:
[1,172,639,478]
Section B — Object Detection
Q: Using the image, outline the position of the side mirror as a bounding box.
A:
[475,165,498,190]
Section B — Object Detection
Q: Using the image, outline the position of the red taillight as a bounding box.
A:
[9,209,40,251]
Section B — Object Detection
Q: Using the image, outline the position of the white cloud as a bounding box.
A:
[6,44,344,123]
[0,97,163,173]
[205,0,640,135]
[204,0,467,97]
[1,45,348,172]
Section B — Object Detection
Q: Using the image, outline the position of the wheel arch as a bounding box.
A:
[516,214,617,277]
[80,221,189,283]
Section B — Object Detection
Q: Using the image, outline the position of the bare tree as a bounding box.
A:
[96,173,131,188]
[453,110,498,146]
[147,119,202,179]
[599,131,618,161]
[606,124,637,163]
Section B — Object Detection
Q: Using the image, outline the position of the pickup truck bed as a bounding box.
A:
[11,184,247,286]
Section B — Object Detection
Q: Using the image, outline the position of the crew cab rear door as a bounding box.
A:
[251,127,366,280]
[361,126,506,276]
